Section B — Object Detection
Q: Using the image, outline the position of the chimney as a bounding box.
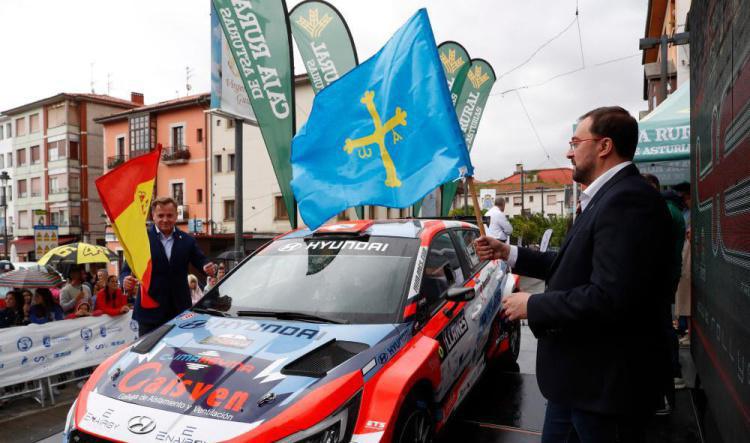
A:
[515,163,524,173]
[130,92,144,105]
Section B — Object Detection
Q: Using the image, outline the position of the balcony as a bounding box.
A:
[107,155,127,169]
[162,146,191,165]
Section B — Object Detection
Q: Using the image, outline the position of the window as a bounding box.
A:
[197,128,203,142]
[224,199,236,221]
[116,136,125,157]
[228,154,236,172]
[227,119,235,129]
[172,183,184,206]
[7,185,11,201]
[6,123,11,137]
[274,196,288,220]
[29,113,40,133]
[505,197,510,203]
[214,155,222,173]
[420,232,464,313]
[69,174,80,192]
[529,195,534,202]
[513,196,522,205]
[129,114,155,153]
[47,141,61,161]
[216,119,222,127]
[30,145,40,164]
[197,188,203,203]
[6,153,11,167]
[18,210,28,229]
[547,194,557,205]
[17,180,27,198]
[172,125,184,148]
[16,148,26,166]
[0,156,4,169]
[456,229,481,268]
[49,176,60,193]
[15,117,26,136]
[69,141,79,160]
[47,103,66,128]
[0,125,4,139]
[30,177,41,197]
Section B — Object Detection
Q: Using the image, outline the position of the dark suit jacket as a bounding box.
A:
[515,164,673,415]
[120,225,209,326]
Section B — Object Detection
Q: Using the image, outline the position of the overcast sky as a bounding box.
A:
[0,0,648,180]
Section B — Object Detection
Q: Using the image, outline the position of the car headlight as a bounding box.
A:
[63,399,78,440]
[279,391,362,443]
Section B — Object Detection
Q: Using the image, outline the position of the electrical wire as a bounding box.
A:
[575,3,586,68]
[515,90,553,162]
[498,16,578,79]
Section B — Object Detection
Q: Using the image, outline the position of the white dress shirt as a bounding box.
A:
[155,226,175,261]
[507,161,632,266]
[486,205,513,241]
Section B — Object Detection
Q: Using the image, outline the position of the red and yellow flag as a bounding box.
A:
[95,145,162,308]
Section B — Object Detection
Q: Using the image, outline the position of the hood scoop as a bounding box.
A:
[281,339,368,378]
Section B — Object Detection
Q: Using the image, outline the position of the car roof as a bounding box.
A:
[280,219,479,240]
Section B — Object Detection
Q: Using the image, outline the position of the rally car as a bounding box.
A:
[64,219,520,443]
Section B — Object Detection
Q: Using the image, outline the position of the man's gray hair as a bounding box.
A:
[495,197,505,209]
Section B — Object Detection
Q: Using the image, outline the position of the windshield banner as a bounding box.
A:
[211,0,297,226]
[0,312,138,388]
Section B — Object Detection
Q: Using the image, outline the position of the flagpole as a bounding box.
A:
[467,176,486,236]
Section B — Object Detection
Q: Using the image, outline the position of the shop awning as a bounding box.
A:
[634,82,690,162]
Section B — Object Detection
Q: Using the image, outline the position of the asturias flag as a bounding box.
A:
[95,146,162,308]
[291,9,473,230]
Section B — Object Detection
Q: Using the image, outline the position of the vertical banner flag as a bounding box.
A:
[441,58,496,216]
[291,9,473,230]
[95,146,162,308]
[212,0,297,227]
[414,40,472,216]
[289,0,367,220]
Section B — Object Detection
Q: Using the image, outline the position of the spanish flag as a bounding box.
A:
[96,145,162,308]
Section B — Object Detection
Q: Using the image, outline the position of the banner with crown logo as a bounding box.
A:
[442,58,496,215]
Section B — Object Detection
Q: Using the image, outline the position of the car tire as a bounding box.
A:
[501,318,521,364]
[393,391,434,443]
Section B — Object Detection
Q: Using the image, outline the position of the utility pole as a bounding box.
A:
[639,32,689,105]
[540,186,545,217]
[519,164,525,217]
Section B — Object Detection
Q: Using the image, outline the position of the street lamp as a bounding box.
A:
[0,171,10,260]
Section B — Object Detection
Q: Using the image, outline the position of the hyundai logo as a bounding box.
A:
[128,416,156,435]
[178,319,207,329]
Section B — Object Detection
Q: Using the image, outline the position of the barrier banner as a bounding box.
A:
[212,0,298,227]
[0,312,138,388]
[441,58,496,216]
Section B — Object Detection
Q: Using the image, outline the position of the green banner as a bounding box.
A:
[414,41,471,216]
[289,0,364,220]
[212,0,297,227]
[441,58,496,216]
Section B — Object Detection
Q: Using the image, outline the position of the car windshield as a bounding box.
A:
[199,236,419,323]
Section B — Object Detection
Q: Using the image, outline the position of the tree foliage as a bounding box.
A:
[509,214,571,247]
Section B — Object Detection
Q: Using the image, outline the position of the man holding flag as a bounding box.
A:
[97,146,216,336]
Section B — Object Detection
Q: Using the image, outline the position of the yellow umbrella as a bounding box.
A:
[38,242,118,266]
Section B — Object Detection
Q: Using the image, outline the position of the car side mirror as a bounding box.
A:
[446,286,475,302]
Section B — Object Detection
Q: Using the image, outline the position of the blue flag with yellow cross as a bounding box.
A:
[291,9,473,229]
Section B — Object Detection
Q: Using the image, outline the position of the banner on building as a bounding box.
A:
[33,225,59,258]
[211,0,297,227]
[479,188,496,211]
[0,312,138,388]
[442,58,496,216]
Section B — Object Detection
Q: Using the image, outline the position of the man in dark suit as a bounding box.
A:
[476,106,673,442]
[122,197,217,336]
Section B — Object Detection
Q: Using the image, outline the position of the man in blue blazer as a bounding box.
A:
[122,196,216,335]
[477,107,673,442]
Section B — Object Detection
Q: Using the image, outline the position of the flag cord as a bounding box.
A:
[467,176,486,236]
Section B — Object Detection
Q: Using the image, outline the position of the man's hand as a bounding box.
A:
[203,262,218,277]
[501,292,531,321]
[123,275,138,292]
[475,236,511,261]
[120,305,130,313]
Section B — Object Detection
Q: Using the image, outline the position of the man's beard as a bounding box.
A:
[572,163,592,185]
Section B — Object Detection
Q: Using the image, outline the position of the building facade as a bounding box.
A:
[98,93,211,259]
[1,93,139,260]
[0,115,14,255]
[475,165,574,218]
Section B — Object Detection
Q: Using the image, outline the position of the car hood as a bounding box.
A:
[79,313,400,440]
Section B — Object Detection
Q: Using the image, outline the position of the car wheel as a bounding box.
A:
[394,392,434,443]
[499,318,521,364]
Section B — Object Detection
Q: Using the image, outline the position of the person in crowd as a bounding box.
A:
[476,106,673,442]
[29,288,64,324]
[188,274,203,305]
[81,270,95,294]
[96,275,130,316]
[486,196,513,242]
[60,267,93,314]
[0,291,24,328]
[21,289,32,324]
[672,181,692,342]
[66,300,94,319]
[122,196,216,336]
[93,268,108,294]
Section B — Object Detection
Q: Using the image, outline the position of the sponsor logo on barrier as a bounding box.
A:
[17,336,33,352]
[54,350,72,359]
[111,340,126,347]
[33,355,46,364]
[81,328,93,341]
[128,415,156,435]
[21,356,28,365]
[100,326,108,338]
[43,336,51,348]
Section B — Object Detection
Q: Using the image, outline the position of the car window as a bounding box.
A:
[203,236,419,323]
[454,229,481,270]
[419,231,464,313]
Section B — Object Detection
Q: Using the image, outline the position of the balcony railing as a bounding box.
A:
[107,155,127,169]
[162,146,191,164]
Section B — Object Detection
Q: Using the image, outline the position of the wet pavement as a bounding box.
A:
[9,277,706,442]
